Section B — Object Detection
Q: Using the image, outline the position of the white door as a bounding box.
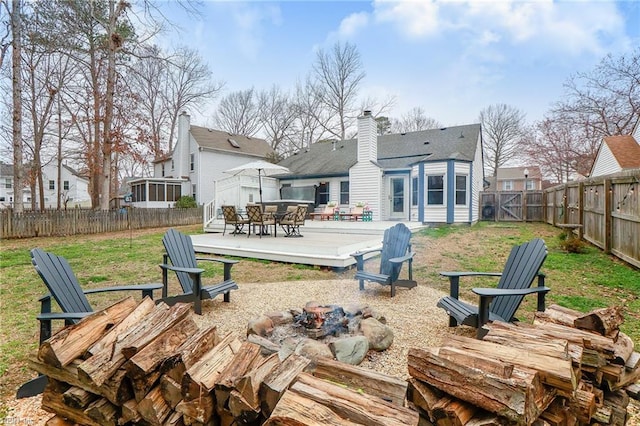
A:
[389,176,405,219]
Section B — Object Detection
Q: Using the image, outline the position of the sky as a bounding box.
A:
[160,0,640,129]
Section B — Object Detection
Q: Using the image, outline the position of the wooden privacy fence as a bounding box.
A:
[0,207,203,239]
[544,170,640,269]
[480,191,545,222]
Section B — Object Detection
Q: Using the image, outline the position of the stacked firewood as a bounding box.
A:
[29,297,419,425]
[407,304,640,425]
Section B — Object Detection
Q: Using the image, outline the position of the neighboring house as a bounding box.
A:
[129,112,274,208]
[589,134,640,178]
[485,166,543,192]
[0,162,90,209]
[276,111,484,224]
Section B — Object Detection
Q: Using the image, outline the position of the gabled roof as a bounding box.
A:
[278,124,481,178]
[603,135,640,169]
[190,126,273,158]
[496,166,542,180]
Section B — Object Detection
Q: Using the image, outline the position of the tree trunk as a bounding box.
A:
[11,0,24,213]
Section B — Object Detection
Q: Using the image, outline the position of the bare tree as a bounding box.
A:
[163,47,223,152]
[391,107,442,133]
[213,88,261,136]
[10,0,24,213]
[312,41,365,140]
[479,103,527,177]
[553,48,640,148]
[257,85,297,155]
[289,77,329,152]
[0,1,10,70]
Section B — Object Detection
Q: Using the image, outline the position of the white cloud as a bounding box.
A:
[225,3,283,60]
[370,0,628,56]
[338,12,370,37]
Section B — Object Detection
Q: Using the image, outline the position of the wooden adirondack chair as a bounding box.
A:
[351,223,417,297]
[437,238,550,338]
[160,228,239,315]
[17,248,163,398]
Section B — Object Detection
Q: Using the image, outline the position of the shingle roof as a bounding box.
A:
[604,135,640,169]
[190,126,273,158]
[496,166,542,180]
[278,124,481,178]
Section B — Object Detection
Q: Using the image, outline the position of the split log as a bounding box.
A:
[86,297,156,356]
[38,297,138,368]
[84,397,117,426]
[264,389,361,425]
[567,388,596,423]
[539,397,577,426]
[260,353,311,416]
[530,317,617,358]
[161,375,183,409]
[181,333,243,401]
[446,334,577,392]
[78,302,190,387]
[612,332,635,365]
[164,411,185,426]
[28,358,133,405]
[431,395,477,426]
[309,357,408,406]
[287,372,419,426]
[126,315,199,379]
[41,382,102,426]
[232,353,280,414]
[162,324,220,384]
[574,306,624,337]
[603,389,629,425]
[214,341,263,410]
[406,377,442,422]
[408,346,551,424]
[175,395,215,424]
[44,416,74,426]
[137,385,171,425]
[626,382,640,400]
[228,389,262,424]
[130,369,161,402]
[62,386,96,409]
[120,399,143,424]
[534,304,582,327]
[627,352,640,370]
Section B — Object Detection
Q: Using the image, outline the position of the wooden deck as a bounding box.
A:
[194,220,424,270]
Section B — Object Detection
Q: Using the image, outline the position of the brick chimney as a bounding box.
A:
[357,110,377,163]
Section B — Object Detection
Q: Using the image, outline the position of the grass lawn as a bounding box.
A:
[1,221,638,409]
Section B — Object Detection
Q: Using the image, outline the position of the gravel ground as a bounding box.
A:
[4,279,639,424]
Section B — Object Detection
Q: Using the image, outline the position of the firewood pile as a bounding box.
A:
[28,296,419,425]
[407,304,640,425]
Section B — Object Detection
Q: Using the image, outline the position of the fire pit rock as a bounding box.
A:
[246,301,393,366]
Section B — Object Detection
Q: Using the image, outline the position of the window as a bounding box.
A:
[340,181,349,205]
[455,175,467,205]
[132,183,146,202]
[503,180,513,191]
[171,160,174,170]
[190,154,195,172]
[526,179,535,190]
[192,184,196,200]
[427,175,444,205]
[149,183,165,202]
[63,181,69,190]
[167,184,182,202]
[411,177,418,206]
[317,182,330,205]
[161,163,165,177]
[5,178,11,189]
[49,180,55,190]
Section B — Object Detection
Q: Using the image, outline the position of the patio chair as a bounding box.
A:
[437,238,550,338]
[350,223,416,297]
[16,248,163,398]
[279,204,308,237]
[160,228,239,315]
[246,204,276,238]
[221,205,250,236]
[309,204,337,221]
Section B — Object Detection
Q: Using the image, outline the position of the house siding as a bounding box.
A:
[423,162,448,223]
[591,143,621,177]
[453,162,472,223]
[470,133,484,223]
[350,162,382,220]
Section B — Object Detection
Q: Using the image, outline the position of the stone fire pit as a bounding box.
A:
[246,301,394,365]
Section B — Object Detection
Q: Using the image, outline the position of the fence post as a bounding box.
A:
[604,178,612,254]
[578,181,584,239]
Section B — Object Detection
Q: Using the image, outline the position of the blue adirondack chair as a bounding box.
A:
[16,248,163,398]
[160,228,239,315]
[437,238,550,338]
[351,223,417,297]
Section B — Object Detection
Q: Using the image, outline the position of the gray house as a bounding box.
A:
[277,111,484,224]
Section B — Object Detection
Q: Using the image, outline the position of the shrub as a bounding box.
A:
[175,196,197,208]
[558,232,584,253]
